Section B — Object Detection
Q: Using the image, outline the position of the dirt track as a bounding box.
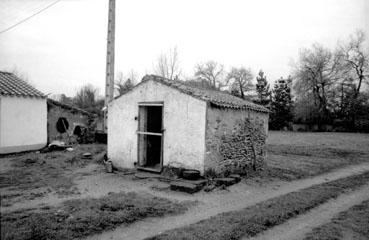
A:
[245,183,369,240]
[86,162,369,240]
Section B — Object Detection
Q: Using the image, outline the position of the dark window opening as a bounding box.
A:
[73,126,82,136]
[56,117,69,133]
[138,106,163,133]
[146,106,162,133]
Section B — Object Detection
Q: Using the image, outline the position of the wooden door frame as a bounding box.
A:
[136,102,164,173]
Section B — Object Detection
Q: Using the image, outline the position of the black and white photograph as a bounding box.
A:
[0,0,368,239]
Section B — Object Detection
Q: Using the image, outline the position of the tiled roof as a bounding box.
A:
[141,75,269,113]
[47,98,93,116]
[0,71,45,98]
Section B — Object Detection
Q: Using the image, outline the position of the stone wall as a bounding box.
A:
[47,103,90,143]
[205,106,268,176]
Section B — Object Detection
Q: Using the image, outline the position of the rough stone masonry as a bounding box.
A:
[205,107,268,176]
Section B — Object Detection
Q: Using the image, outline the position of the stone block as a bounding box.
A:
[182,170,200,180]
[214,177,237,186]
[180,179,208,187]
[170,181,202,194]
[228,174,241,182]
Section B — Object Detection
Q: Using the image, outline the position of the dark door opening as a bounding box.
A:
[137,104,163,171]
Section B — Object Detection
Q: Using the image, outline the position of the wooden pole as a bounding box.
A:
[103,0,115,133]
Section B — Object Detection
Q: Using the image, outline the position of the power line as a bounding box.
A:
[0,0,62,35]
[0,1,51,27]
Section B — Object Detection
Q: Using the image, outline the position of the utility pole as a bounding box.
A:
[104,0,115,133]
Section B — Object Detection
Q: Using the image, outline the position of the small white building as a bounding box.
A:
[108,75,269,175]
[0,71,47,154]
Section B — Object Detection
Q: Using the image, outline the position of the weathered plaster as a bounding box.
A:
[108,80,207,173]
[0,96,47,154]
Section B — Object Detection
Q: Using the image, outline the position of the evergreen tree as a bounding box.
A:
[255,70,271,106]
[270,76,293,130]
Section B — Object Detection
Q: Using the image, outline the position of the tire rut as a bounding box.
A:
[245,183,369,240]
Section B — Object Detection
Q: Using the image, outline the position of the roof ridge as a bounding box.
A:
[142,75,269,113]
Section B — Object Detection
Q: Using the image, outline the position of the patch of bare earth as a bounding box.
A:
[144,171,369,240]
[0,144,106,208]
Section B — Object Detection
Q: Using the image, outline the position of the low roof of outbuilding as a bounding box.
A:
[0,71,46,98]
[136,75,269,113]
[47,98,94,116]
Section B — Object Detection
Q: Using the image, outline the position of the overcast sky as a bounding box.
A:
[0,0,368,96]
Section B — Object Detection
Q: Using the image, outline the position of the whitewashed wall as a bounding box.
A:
[108,80,207,173]
[0,96,47,154]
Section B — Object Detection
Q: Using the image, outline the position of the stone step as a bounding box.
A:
[182,170,200,180]
[134,172,161,179]
[179,179,208,187]
[170,181,202,194]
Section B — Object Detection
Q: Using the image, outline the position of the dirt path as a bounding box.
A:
[86,162,369,240]
[245,183,369,240]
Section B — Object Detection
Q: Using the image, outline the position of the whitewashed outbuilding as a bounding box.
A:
[0,72,47,154]
[108,75,269,175]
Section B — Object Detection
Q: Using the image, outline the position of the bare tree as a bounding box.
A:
[115,70,137,97]
[194,61,225,89]
[74,84,100,113]
[226,67,254,99]
[154,46,181,80]
[335,30,369,129]
[337,30,369,98]
[293,43,341,122]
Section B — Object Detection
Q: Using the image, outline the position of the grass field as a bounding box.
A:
[1,192,191,240]
[264,131,369,180]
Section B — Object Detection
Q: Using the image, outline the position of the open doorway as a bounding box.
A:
[137,103,163,172]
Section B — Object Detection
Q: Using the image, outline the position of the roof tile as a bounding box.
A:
[0,71,45,98]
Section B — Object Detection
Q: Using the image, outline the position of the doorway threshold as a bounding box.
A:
[137,166,162,173]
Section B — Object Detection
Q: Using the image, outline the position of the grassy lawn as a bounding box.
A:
[303,200,369,240]
[263,131,369,180]
[146,171,369,240]
[0,144,106,207]
[1,192,191,240]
